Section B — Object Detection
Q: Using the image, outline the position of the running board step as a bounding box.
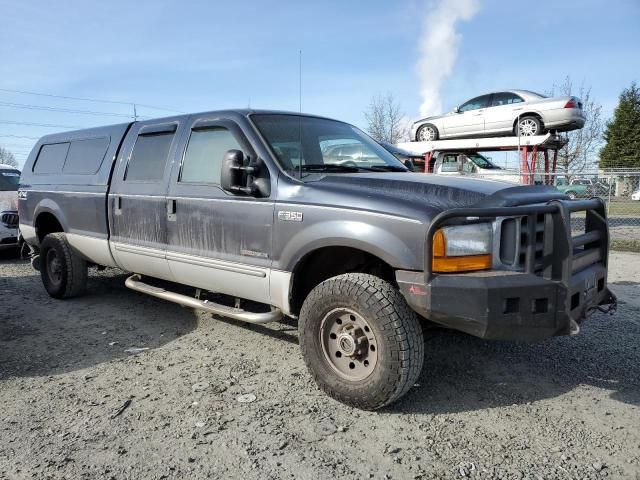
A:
[125,274,282,324]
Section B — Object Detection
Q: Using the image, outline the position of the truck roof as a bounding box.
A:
[35,109,343,144]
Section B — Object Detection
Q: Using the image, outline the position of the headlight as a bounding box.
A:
[432,223,493,273]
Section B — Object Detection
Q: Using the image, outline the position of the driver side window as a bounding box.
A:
[458,95,491,113]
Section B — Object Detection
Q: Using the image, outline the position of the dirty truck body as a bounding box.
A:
[19,110,615,409]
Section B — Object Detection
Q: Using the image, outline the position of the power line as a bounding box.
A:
[0,87,184,113]
[0,120,82,129]
[0,143,35,148]
[0,134,40,139]
[0,100,136,118]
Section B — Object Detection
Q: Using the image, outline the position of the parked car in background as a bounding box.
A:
[411,90,585,142]
[0,164,20,250]
[631,188,640,201]
[555,178,610,199]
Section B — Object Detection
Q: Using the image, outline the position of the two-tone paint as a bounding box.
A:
[19,109,611,334]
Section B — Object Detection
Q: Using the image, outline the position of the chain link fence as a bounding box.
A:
[466,169,640,251]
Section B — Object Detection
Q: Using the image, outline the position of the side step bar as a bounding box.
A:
[125,274,282,324]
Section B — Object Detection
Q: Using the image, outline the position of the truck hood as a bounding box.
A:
[294,172,567,222]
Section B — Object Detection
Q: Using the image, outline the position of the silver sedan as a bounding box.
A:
[411,90,585,141]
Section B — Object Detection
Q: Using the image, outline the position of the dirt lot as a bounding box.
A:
[1,251,639,480]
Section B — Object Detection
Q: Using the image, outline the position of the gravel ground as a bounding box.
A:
[0,250,639,480]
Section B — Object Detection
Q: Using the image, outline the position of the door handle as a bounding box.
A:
[167,199,177,221]
[114,196,123,216]
[513,107,523,111]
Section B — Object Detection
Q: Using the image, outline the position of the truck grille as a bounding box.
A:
[499,204,606,279]
[1,211,18,228]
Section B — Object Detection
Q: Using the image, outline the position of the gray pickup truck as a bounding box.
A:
[19,110,615,409]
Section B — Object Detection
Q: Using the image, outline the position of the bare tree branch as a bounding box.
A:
[364,92,410,144]
[548,76,604,173]
[0,147,19,168]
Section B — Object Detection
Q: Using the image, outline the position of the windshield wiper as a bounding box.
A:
[296,164,407,173]
[357,165,408,172]
[297,164,361,173]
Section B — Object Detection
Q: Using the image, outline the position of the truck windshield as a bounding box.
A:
[0,169,20,191]
[468,154,501,170]
[251,114,407,177]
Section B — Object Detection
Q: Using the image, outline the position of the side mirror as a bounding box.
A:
[403,159,415,172]
[220,149,270,197]
[453,106,460,113]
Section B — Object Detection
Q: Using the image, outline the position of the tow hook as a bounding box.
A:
[588,290,618,316]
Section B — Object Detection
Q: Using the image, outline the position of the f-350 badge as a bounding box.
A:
[278,211,303,222]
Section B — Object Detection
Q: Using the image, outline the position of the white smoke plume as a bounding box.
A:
[417,0,481,118]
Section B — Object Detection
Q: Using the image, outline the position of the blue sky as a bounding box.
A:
[1,0,638,167]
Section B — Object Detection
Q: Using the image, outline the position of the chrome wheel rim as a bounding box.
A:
[419,126,436,142]
[518,118,538,136]
[46,249,62,285]
[319,308,378,381]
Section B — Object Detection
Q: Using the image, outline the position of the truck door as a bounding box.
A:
[108,118,185,281]
[443,94,490,137]
[164,115,274,304]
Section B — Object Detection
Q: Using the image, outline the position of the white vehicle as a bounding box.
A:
[396,134,562,185]
[632,189,640,201]
[0,164,20,250]
[411,90,586,142]
[432,152,522,184]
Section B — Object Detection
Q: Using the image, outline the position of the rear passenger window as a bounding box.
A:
[180,128,241,184]
[33,143,70,174]
[492,92,524,106]
[125,132,174,182]
[63,137,110,174]
[441,154,459,172]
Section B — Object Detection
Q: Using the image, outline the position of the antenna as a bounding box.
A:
[298,49,303,180]
[299,49,302,113]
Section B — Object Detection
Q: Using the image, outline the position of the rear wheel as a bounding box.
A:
[40,233,87,299]
[299,273,424,410]
[516,116,542,136]
[417,124,439,142]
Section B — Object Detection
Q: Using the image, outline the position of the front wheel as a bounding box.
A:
[299,273,424,410]
[40,233,88,299]
[566,190,578,200]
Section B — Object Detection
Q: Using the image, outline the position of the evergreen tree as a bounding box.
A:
[600,82,640,169]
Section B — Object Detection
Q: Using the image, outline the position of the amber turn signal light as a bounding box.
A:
[432,228,492,273]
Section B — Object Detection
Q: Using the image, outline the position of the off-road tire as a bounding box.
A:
[299,273,424,410]
[40,233,88,299]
